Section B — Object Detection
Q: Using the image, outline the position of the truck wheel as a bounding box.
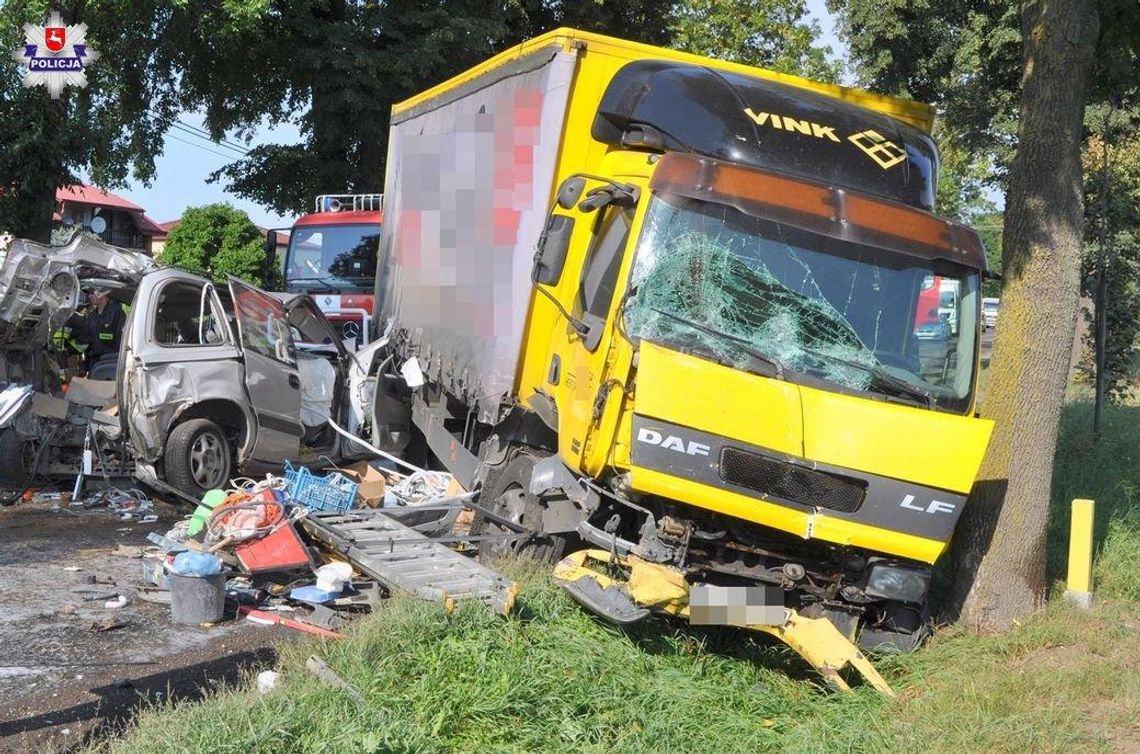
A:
[165,419,232,498]
[0,430,31,501]
[473,452,565,564]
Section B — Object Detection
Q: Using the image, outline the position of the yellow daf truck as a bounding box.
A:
[371,29,993,687]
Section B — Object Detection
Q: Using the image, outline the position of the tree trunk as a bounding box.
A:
[947,0,1099,631]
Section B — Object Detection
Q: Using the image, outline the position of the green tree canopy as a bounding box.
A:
[160,204,267,285]
[1079,103,1140,400]
[670,0,839,82]
[0,0,186,241]
[2,0,841,236]
[178,0,839,216]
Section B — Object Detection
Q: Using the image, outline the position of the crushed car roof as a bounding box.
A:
[0,234,156,349]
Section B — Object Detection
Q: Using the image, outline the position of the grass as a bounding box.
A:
[98,401,1140,754]
[1048,401,1140,597]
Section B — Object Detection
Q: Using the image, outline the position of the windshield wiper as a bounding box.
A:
[647,308,786,379]
[287,276,341,289]
[797,346,934,407]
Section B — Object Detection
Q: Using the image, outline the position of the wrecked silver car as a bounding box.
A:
[0,235,372,501]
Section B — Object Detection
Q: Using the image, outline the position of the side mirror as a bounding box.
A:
[533,214,575,286]
[264,230,278,285]
[578,182,639,213]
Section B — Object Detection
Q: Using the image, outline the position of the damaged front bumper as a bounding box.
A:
[553,548,895,696]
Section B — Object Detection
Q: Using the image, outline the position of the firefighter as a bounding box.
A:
[66,287,126,375]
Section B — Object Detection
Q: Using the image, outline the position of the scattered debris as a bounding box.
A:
[112,544,146,558]
[386,470,456,506]
[240,606,344,639]
[306,655,365,707]
[90,617,129,633]
[256,670,280,694]
[21,457,510,645]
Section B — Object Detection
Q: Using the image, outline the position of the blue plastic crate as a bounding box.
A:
[283,460,358,513]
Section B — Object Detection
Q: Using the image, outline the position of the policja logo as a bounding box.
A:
[10,11,99,99]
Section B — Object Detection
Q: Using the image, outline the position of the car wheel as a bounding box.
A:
[471,452,565,564]
[164,418,232,499]
[0,430,31,499]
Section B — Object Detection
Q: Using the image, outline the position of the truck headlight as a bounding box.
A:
[865,563,930,604]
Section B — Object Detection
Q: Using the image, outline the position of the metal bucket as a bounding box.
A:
[169,571,227,624]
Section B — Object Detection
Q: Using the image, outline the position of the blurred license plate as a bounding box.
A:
[689,585,785,627]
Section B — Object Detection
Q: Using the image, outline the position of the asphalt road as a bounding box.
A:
[0,498,285,753]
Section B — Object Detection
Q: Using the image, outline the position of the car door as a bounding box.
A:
[118,269,245,461]
[544,203,636,474]
[227,278,303,463]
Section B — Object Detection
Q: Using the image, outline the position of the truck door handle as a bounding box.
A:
[288,374,300,389]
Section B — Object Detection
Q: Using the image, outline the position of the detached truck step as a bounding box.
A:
[299,508,518,616]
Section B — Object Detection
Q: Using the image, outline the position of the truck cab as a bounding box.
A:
[268,194,382,345]
[372,29,994,657]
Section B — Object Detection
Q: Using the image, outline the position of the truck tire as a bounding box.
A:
[164,418,232,499]
[472,451,565,564]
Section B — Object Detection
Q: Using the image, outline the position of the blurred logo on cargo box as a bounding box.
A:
[11,11,99,99]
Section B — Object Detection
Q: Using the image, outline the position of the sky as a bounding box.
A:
[117,2,849,230]
[116,116,302,230]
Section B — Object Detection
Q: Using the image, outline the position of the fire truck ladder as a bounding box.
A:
[314,194,384,213]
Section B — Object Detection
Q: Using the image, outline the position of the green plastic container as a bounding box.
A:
[187,489,227,537]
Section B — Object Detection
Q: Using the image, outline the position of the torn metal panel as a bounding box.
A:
[0,234,155,350]
[122,355,252,463]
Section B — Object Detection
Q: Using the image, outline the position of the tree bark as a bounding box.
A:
[947,0,1099,631]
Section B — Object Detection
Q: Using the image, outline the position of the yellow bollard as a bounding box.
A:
[1064,498,1095,609]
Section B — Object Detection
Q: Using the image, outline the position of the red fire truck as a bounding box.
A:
[266,194,382,344]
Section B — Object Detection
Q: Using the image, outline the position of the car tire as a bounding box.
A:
[164,418,232,499]
[471,451,565,565]
[0,429,31,498]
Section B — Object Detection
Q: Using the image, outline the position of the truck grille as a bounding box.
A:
[719,447,866,513]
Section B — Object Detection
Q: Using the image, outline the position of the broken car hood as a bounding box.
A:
[0,234,156,349]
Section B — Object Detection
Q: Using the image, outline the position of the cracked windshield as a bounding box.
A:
[285,225,380,293]
[624,194,978,413]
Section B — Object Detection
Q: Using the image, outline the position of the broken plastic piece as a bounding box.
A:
[256,670,280,694]
[553,549,894,696]
[400,357,425,389]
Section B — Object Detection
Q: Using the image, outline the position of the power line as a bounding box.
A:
[173,119,251,155]
[170,122,249,157]
[166,133,244,162]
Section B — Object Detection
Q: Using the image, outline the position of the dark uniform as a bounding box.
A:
[67,299,126,374]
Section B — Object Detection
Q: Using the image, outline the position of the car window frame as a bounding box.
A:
[146,278,233,349]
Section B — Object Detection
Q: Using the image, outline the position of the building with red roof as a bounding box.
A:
[55,184,166,253]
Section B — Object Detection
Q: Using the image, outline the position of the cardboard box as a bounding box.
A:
[334,461,388,508]
[67,377,117,408]
[32,392,69,420]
